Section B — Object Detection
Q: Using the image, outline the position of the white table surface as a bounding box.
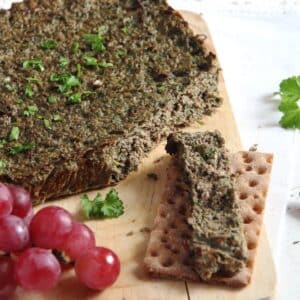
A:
[1,0,300,299]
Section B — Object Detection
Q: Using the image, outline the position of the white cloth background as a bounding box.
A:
[1,0,300,299]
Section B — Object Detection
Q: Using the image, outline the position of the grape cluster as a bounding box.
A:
[0,182,120,299]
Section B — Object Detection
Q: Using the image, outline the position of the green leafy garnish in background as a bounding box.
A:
[10,142,35,155]
[0,160,6,170]
[50,73,80,93]
[278,76,300,129]
[23,59,45,72]
[83,26,106,52]
[81,189,124,219]
[40,39,57,50]
[23,105,38,117]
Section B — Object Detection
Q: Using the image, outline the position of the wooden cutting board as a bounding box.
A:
[15,11,276,300]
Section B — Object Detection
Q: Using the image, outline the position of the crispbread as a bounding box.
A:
[144,151,273,287]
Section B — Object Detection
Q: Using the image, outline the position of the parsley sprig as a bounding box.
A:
[23,59,45,72]
[83,26,106,52]
[278,76,300,129]
[50,73,80,93]
[81,189,124,219]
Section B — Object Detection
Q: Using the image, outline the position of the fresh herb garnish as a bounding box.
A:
[68,92,82,104]
[10,142,35,155]
[76,64,82,78]
[278,76,300,129]
[9,127,20,141]
[23,59,45,72]
[98,61,113,68]
[23,105,38,117]
[59,57,69,68]
[117,49,126,58]
[4,83,14,92]
[71,41,80,54]
[0,160,6,170]
[50,73,80,93]
[25,84,34,97]
[52,114,62,122]
[43,119,52,129]
[40,39,57,50]
[83,26,106,52]
[121,26,130,34]
[80,189,124,219]
[83,55,98,67]
[48,96,57,104]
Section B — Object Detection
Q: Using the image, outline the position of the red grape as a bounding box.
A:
[0,256,16,300]
[15,248,61,291]
[62,222,96,260]
[0,215,29,252]
[23,208,34,226]
[0,183,14,218]
[75,247,120,290]
[10,185,32,218]
[30,206,73,249]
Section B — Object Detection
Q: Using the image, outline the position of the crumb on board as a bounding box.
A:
[126,231,134,237]
[249,144,258,152]
[140,227,151,234]
[131,219,136,223]
[147,173,158,181]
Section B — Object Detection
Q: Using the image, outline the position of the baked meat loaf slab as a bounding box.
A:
[0,0,221,204]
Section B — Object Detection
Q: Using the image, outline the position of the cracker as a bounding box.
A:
[144,151,273,287]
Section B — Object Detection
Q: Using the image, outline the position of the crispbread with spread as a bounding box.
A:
[144,133,273,287]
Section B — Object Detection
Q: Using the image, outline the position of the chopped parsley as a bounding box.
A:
[9,127,20,141]
[68,92,82,104]
[83,26,106,52]
[278,76,300,129]
[40,39,57,50]
[81,188,124,219]
[4,83,14,92]
[23,105,38,117]
[23,59,45,72]
[59,57,69,68]
[76,64,82,78]
[83,55,98,67]
[98,61,113,68]
[48,96,57,104]
[50,73,80,93]
[117,49,126,58]
[10,142,35,155]
[0,160,6,170]
[71,41,80,54]
[121,26,130,34]
[53,114,62,122]
[25,84,34,97]
[43,119,52,129]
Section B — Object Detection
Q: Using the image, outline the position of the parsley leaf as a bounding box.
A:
[278,76,300,129]
[53,114,62,122]
[59,57,69,68]
[50,73,80,93]
[68,92,82,104]
[40,39,57,50]
[25,84,34,97]
[48,96,57,104]
[71,41,80,54]
[23,105,38,117]
[4,83,14,92]
[117,49,126,58]
[0,160,6,170]
[80,189,124,219]
[10,142,35,155]
[43,119,52,129]
[23,59,45,72]
[83,26,106,52]
[83,55,98,67]
[98,61,113,68]
[8,127,20,141]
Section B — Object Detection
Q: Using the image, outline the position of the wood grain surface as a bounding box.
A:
[15,11,276,300]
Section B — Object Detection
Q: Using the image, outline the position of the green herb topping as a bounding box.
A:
[50,73,80,93]
[43,119,52,129]
[53,114,62,122]
[0,160,6,170]
[23,59,45,72]
[81,188,124,219]
[68,92,82,104]
[47,96,57,104]
[83,55,98,67]
[59,57,69,68]
[83,26,106,52]
[23,105,38,117]
[10,142,35,155]
[9,127,20,141]
[40,39,57,50]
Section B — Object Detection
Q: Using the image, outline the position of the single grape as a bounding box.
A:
[0,256,16,300]
[0,183,14,219]
[75,247,120,290]
[0,215,29,252]
[15,248,61,291]
[30,206,73,249]
[62,222,96,260]
[10,185,32,218]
